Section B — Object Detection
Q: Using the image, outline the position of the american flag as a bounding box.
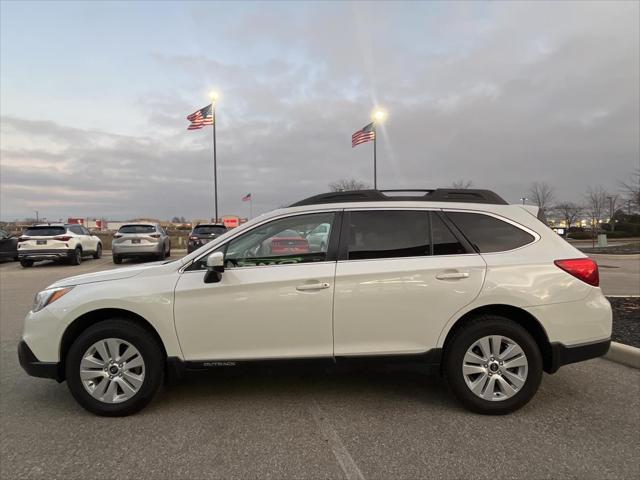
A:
[352,122,375,147]
[242,193,252,202]
[186,104,214,130]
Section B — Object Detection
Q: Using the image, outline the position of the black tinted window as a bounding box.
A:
[431,214,467,255]
[194,225,227,235]
[348,211,430,260]
[119,225,156,234]
[69,226,83,235]
[446,212,534,253]
[24,226,66,236]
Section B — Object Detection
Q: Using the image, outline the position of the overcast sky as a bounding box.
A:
[1,0,638,221]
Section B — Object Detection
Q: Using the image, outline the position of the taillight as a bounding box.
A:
[113,233,122,238]
[150,233,161,238]
[554,258,599,287]
[189,236,198,241]
[53,236,72,241]
[18,236,30,242]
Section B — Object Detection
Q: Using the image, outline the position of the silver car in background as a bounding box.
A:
[112,223,170,264]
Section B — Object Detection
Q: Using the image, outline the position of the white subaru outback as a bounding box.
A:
[18,189,612,416]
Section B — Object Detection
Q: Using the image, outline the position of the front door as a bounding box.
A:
[174,211,340,361]
[333,209,486,356]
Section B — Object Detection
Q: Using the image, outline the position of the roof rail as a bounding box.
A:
[289,189,508,207]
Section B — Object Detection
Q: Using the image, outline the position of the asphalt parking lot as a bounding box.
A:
[1,257,639,479]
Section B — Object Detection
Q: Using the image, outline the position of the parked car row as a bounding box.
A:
[4,222,234,268]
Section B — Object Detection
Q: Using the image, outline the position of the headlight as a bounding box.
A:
[32,287,74,313]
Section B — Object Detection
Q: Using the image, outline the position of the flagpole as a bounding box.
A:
[212,103,218,222]
[373,124,377,189]
[209,91,220,223]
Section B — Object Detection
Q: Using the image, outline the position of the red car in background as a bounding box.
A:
[268,229,310,255]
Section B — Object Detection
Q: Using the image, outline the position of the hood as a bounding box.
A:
[48,261,168,288]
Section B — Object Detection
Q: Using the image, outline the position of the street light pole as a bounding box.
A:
[520,197,527,205]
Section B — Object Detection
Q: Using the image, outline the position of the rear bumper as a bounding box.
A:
[18,249,74,261]
[548,338,611,374]
[112,244,162,257]
[18,340,62,382]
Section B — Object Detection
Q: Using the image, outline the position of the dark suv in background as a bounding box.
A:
[187,223,227,253]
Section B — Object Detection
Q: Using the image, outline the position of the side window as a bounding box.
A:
[445,212,535,253]
[430,214,467,255]
[347,211,430,260]
[82,227,90,235]
[69,226,82,235]
[194,212,336,269]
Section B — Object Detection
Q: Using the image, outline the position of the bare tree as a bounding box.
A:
[451,180,473,189]
[619,168,640,212]
[585,186,608,231]
[527,182,555,216]
[329,178,370,192]
[553,202,582,231]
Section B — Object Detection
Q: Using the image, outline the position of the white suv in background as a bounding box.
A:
[18,224,102,267]
[18,189,611,416]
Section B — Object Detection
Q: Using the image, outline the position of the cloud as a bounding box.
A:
[1,0,638,220]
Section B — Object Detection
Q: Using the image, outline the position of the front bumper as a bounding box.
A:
[18,249,75,261]
[18,340,62,382]
[547,338,611,374]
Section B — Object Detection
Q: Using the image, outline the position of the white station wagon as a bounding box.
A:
[19,189,612,416]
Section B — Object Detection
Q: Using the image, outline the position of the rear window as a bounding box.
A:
[24,226,66,236]
[193,225,226,235]
[445,212,535,253]
[119,225,156,234]
[348,211,430,260]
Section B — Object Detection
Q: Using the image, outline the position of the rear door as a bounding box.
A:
[333,209,486,356]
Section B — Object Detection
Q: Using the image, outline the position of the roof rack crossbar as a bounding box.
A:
[289,189,508,207]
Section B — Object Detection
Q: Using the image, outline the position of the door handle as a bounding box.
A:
[296,282,330,291]
[436,272,470,280]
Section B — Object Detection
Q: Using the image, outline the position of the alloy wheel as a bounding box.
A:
[79,338,146,404]
[462,335,528,401]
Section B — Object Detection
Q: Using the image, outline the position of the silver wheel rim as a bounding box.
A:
[462,335,528,402]
[80,338,145,404]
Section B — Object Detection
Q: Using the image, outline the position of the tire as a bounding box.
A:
[444,315,542,415]
[93,243,102,259]
[113,255,122,265]
[157,246,165,261]
[65,319,164,416]
[166,243,171,258]
[20,259,34,268]
[69,247,82,265]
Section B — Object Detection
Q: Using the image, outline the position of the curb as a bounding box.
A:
[604,342,640,369]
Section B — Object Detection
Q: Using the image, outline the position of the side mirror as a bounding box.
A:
[204,251,225,284]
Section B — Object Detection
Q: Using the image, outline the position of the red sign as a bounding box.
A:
[67,218,84,225]
[222,216,240,228]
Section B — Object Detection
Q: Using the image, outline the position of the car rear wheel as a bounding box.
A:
[20,259,34,268]
[157,247,165,261]
[112,255,122,264]
[93,243,102,259]
[65,319,164,416]
[69,247,82,265]
[444,315,542,415]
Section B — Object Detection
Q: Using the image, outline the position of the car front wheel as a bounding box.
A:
[444,315,542,415]
[93,243,102,259]
[65,319,164,416]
